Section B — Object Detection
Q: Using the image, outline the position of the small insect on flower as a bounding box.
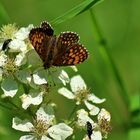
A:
[29,21,89,68]
[86,121,93,140]
[2,39,12,51]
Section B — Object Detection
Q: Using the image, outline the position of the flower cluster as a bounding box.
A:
[0,24,111,140]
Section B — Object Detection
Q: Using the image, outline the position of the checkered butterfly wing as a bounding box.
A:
[41,21,54,36]
[29,27,49,62]
[53,32,88,66]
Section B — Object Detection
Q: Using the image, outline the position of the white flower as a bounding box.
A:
[0,24,33,53]
[97,109,112,139]
[9,39,27,52]
[14,24,33,40]
[20,91,44,109]
[12,107,73,140]
[0,51,26,78]
[77,109,102,140]
[9,24,33,53]
[77,109,94,127]
[98,108,111,122]
[82,109,111,140]
[58,75,105,115]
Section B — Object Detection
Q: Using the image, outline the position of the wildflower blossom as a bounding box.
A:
[20,90,44,110]
[12,106,73,140]
[77,109,102,140]
[58,75,105,115]
[77,109,111,140]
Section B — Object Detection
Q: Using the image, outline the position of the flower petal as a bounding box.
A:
[84,101,100,116]
[58,70,69,85]
[36,107,55,124]
[98,108,111,122]
[48,123,73,140]
[91,131,102,140]
[1,76,18,97]
[15,24,33,40]
[70,75,87,93]
[41,135,52,140]
[33,70,48,85]
[58,87,75,99]
[20,91,43,109]
[87,94,106,104]
[0,51,7,67]
[12,117,33,132]
[19,135,35,140]
[14,53,27,66]
[77,109,94,127]
[9,39,27,52]
[70,66,78,72]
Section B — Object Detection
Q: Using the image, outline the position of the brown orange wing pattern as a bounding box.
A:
[29,28,49,62]
[53,43,88,66]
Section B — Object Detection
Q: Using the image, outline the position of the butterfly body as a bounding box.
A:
[29,21,89,68]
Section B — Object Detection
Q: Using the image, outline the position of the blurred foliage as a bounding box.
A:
[0,0,140,140]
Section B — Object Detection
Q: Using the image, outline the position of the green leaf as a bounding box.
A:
[51,0,104,25]
[0,2,10,24]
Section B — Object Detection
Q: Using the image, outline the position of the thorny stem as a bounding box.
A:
[89,9,130,106]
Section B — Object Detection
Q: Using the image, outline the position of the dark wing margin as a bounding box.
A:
[53,43,88,66]
[41,21,54,36]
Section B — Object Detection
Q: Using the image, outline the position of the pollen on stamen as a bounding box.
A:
[33,119,50,137]
[3,58,18,76]
[75,88,90,104]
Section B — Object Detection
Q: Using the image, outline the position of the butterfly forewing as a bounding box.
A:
[29,28,49,62]
[41,21,54,36]
[58,32,79,48]
[53,43,88,66]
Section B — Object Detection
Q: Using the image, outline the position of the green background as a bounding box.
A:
[0,0,140,140]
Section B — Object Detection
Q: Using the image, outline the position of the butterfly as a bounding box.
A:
[29,21,89,68]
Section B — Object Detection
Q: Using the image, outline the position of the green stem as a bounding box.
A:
[89,9,130,107]
[8,100,19,109]
[68,104,78,120]
[0,102,12,110]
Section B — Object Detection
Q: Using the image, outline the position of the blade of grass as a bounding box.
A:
[89,9,130,106]
[0,2,10,24]
[51,0,104,25]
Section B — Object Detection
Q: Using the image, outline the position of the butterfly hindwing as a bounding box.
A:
[53,43,88,66]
